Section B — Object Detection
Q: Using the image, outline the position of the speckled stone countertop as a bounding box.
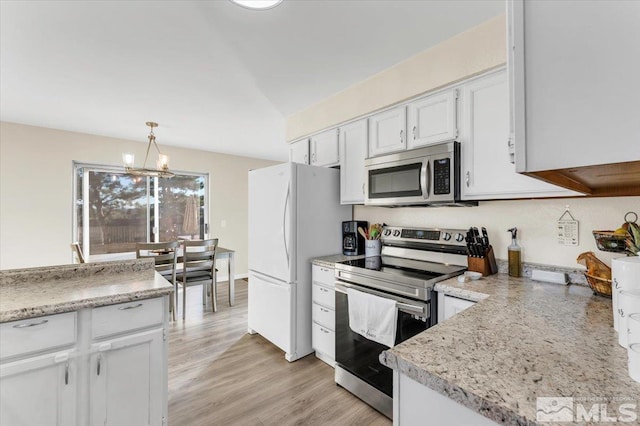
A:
[0,259,173,323]
[380,274,639,425]
[311,253,366,268]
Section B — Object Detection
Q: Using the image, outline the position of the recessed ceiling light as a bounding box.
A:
[230,0,283,10]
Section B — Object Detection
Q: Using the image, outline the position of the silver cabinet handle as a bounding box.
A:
[614,278,620,289]
[321,327,329,334]
[13,319,48,328]
[118,303,143,310]
[65,362,69,385]
[413,125,417,140]
[466,171,470,188]
[97,355,102,376]
[320,307,329,313]
[400,129,404,144]
[320,287,329,293]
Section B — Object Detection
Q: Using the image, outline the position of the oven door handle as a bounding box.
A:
[335,282,427,316]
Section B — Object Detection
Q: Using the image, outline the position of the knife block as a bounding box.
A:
[467,246,498,276]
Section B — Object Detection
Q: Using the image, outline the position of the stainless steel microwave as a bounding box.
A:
[364,142,474,207]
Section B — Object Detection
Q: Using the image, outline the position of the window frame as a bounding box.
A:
[71,161,209,262]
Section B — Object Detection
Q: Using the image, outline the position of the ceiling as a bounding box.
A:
[0,0,504,161]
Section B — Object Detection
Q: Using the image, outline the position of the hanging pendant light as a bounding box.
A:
[229,0,283,10]
[123,122,175,178]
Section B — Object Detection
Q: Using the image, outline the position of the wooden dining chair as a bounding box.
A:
[70,242,85,264]
[136,241,180,321]
[175,238,218,320]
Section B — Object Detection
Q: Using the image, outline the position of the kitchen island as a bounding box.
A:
[380,274,640,425]
[0,259,173,425]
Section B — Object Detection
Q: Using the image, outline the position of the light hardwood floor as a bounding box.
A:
[168,279,391,426]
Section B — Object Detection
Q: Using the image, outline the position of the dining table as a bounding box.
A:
[93,246,236,307]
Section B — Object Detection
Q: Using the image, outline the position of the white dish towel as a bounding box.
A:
[347,288,398,348]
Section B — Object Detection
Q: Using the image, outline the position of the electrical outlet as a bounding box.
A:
[531,270,567,285]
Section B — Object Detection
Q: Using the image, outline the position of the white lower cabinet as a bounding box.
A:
[394,372,498,426]
[0,297,168,426]
[437,293,476,323]
[1,349,77,426]
[90,329,164,426]
[311,265,336,366]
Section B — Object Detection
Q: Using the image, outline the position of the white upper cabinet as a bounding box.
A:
[460,69,579,200]
[368,106,407,157]
[407,89,458,149]
[508,0,640,195]
[289,138,309,164]
[310,128,340,167]
[339,119,368,204]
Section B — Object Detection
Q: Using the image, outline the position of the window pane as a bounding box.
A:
[75,168,84,252]
[157,175,205,241]
[87,171,148,254]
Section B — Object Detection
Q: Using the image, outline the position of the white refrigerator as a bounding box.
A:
[248,162,351,362]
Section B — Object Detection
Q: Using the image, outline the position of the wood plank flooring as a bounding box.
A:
[168,279,391,426]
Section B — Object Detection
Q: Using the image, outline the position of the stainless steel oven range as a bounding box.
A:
[333,226,469,419]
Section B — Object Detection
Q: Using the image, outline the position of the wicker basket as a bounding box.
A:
[584,273,612,297]
[592,230,629,253]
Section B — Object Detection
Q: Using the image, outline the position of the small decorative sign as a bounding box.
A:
[557,206,579,246]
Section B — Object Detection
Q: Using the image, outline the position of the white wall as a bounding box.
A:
[285,12,639,271]
[286,15,506,141]
[355,198,639,269]
[0,121,279,272]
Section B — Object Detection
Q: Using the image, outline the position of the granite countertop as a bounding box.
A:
[311,253,366,268]
[0,259,173,323]
[380,274,640,425]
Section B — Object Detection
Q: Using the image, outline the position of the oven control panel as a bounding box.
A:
[382,226,467,247]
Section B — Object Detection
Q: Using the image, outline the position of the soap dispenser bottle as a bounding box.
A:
[507,227,521,277]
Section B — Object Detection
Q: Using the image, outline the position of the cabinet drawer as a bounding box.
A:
[91,297,164,339]
[312,283,335,309]
[0,312,76,360]
[312,303,335,330]
[312,322,335,357]
[312,264,334,287]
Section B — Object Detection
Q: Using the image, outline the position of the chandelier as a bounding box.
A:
[123,122,175,178]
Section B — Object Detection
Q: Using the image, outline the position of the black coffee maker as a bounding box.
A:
[342,221,368,256]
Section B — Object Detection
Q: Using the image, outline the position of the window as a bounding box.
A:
[73,163,208,261]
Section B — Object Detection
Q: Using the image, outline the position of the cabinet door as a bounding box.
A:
[312,322,335,362]
[509,0,640,173]
[310,128,339,167]
[460,70,578,200]
[339,119,368,204]
[442,296,475,321]
[368,106,407,157]
[407,90,457,149]
[289,138,309,164]
[90,329,164,426]
[312,264,334,288]
[0,350,76,426]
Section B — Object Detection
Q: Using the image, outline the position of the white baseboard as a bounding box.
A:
[217,272,248,282]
